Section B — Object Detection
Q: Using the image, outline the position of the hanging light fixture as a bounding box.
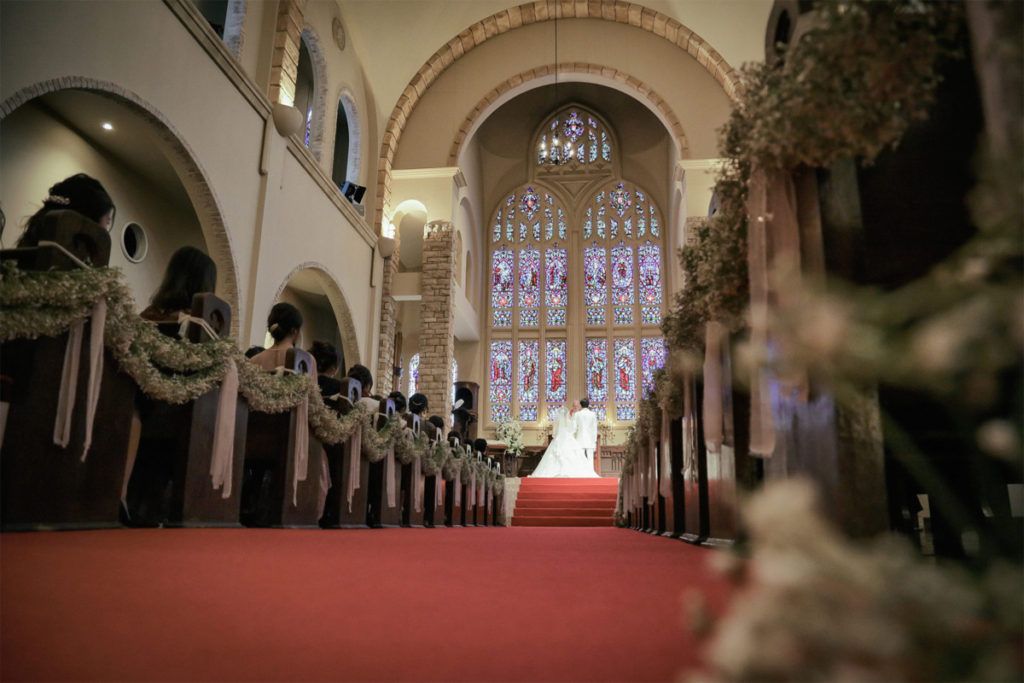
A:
[539,2,574,167]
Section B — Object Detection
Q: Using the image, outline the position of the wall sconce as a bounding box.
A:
[271,102,303,137]
[377,235,396,259]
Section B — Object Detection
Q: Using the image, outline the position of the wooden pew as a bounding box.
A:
[474,447,489,527]
[444,435,464,527]
[126,294,248,527]
[400,413,424,527]
[420,420,443,528]
[319,377,360,528]
[465,445,480,527]
[241,348,325,528]
[368,398,398,528]
[660,414,685,538]
[1,213,135,530]
[681,378,710,544]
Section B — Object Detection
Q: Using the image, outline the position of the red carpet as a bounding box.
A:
[1,528,730,682]
[512,477,619,526]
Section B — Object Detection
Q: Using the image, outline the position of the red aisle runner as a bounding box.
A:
[0,527,730,682]
[512,477,619,527]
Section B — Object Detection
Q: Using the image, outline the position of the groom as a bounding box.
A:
[573,398,598,471]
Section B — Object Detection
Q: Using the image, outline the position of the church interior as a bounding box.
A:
[1,0,1021,680]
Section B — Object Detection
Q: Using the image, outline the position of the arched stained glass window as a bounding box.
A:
[486,105,668,426]
[408,353,419,397]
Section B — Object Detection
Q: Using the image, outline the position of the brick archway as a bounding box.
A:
[375,0,739,228]
[446,63,690,166]
[1,77,242,337]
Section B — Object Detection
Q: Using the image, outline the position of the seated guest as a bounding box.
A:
[408,393,429,416]
[250,303,304,372]
[310,341,341,398]
[244,345,265,359]
[17,173,115,247]
[140,246,217,336]
[388,391,407,414]
[347,364,378,412]
[474,438,488,455]
[427,416,445,433]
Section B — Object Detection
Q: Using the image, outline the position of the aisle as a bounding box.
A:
[512,477,619,526]
[1,528,730,682]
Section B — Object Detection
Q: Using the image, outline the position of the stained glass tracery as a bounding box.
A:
[640,337,668,399]
[518,340,539,421]
[489,341,513,423]
[585,339,608,420]
[545,339,567,414]
[614,339,636,421]
[407,353,419,396]
[537,109,613,168]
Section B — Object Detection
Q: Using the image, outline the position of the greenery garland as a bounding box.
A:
[0,262,408,453]
[421,439,450,476]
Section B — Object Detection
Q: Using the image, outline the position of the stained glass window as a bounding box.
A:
[518,340,539,422]
[489,341,513,423]
[640,337,667,399]
[537,109,613,167]
[638,243,661,306]
[407,353,419,397]
[584,246,606,326]
[610,245,634,307]
[545,247,567,327]
[518,246,540,326]
[585,339,608,420]
[614,339,636,421]
[491,247,514,328]
[545,339,567,414]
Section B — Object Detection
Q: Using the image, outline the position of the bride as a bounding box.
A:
[530,405,600,478]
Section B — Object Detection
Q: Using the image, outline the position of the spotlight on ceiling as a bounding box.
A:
[101,122,114,131]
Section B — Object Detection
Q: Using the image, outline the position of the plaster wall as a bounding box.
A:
[1,102,207,308]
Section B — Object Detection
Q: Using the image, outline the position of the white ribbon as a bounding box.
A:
[469,470,476,511]
[435,472,444,507]
[413,455,423,513]
[454,471,462,507]
[209,360,238,498]
[346,424,362,512]
[385,445,397,508]
[703,321,725,453]
[318,444,330,517]
[53,298,106,460]
[175,311,221,342]
[659,407,672,499]
[292,396,309,506]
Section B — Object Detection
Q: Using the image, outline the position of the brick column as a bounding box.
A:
[268,0,307,106]
[376,243,400,392]
[418,220,457,421]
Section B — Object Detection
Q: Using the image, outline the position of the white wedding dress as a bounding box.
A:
[530,408,600,478]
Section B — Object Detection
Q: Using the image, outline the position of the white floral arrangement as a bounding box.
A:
[441,449,463,481]
[495,419,525,457]
[394,429,428,465]
[420,439,449,476]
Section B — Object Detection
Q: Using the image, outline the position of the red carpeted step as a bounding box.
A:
[512,477,619,527]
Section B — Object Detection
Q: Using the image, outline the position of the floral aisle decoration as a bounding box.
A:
[686,479,1022,682]
[0,262,403,452]
[495,419,525,457]
[360,414,404,463]
[421,439,450,477]
[441,449,463,481]
[394,429,429,466]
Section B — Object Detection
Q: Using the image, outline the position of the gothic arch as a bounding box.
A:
[375,0,739,227]
[334,88,363,184]
[300,25,329,162]
[271,262,362,367]
[0,77,242,336]
[447,65,689,166]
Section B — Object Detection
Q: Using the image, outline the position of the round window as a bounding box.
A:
[120,222,148,263]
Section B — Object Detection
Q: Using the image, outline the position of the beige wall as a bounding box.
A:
[1,101,207,309]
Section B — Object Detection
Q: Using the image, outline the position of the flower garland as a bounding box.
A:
[360,414,404,463]
[0,262,407,451]
[441,452,463,481]
[394,429,428,465]
[420,439,450,476]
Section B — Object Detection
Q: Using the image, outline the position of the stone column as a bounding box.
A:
[268,0,307,106]
[418,220,457,421]
[376,243,400,392]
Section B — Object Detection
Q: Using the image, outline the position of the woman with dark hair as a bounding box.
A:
[140,246,217,335]
[17,174,116,246]
[388,391,407,414]
[250,302,303,371]
[408,393,429,416]
[310,340,341,397]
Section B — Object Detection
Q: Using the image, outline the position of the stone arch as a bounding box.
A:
[448,65,689,166]
[300,25,329,162]
[270,261,362,367]
[0,77,242,336]
[334,88,363,185]
[375,1,739,228]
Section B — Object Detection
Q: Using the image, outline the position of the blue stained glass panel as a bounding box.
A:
[547,308,566,326]
[557,209,567,240]
[563,111,584,142]
[640,337,668,398]
[609,183,630,217]
[616,405,636,421]
[638,243,662,306]
[545,339,567,407]
[489,341,513,422]
[408,353,419,396]
[544,248,568,309]
[492,405,511,423]
[491,249,514,310]
[586,339,608,403]
[641,307,662,325]
[519,309,538,326]
[614,307,633,325]
[614,338,636,404]
[518,339,540,407]
[493,309,512,327]
[610,246,634,305]
[519,406,538,421]
[584,207,592,240]
[586,308,606,326]
[518,247,540,309]
[584,247,607,307]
